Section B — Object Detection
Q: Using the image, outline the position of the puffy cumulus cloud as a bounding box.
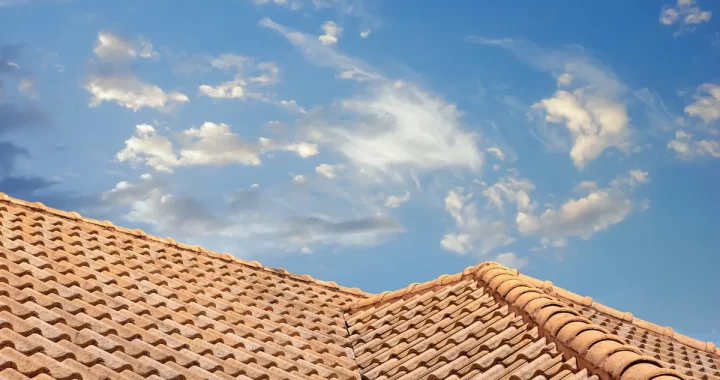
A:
[516,191,632,239]
[292,174,307,184]
[100,174,404,256]
[116,122,318,172]
[319,21,343,46]
[660,0,712,35]
[360,30,371,39]
[557,73,573,87]
[684,83,720,124]
[532,87,630,170]
[315,164,336,179]
[482,174,536,214]
[93,31,160,61]
[198,82,246,99]
[468,37,632,170]
[441,188,515,256]
[494,252,529,269]
[198,54,279,101]
[304,80,483,181]
[667,130,720,159]
[85,73,189,112]
[115,124,180,172]
[384,191,410,208]
[516,170,649,242]
[85,32,186,112]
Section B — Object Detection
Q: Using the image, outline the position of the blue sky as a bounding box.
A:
[1,0,719,344]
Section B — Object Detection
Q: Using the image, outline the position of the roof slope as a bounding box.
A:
[347,265,720,380]
[346,277,597,380]
[0,192,718,380]
[514,275,720,380]
[0,194,367,380]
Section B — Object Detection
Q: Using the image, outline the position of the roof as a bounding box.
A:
[0,192,718,380]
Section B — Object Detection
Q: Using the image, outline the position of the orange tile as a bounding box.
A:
[0,193,715,380]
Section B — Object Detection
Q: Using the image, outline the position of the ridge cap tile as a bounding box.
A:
[476,262,688,380]
[0,192,370,299]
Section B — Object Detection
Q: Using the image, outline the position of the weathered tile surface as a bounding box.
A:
[0,193,717,380]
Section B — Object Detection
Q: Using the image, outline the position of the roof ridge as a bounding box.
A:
[475,262,688,380]
[348,260,719,359]
[0,192,370,299]
[346,262,485,310]
[514,272,720,358]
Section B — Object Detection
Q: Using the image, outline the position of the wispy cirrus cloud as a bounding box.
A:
[263,18,484,186]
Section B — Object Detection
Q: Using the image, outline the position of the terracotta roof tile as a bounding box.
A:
[0,192,717,380]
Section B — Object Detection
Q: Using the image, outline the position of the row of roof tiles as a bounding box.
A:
[0,192,718,380]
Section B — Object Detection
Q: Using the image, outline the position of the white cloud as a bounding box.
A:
[441,188,515,256]
[532,88,630,170]
[574,180,598,193]
[262,20,483,185]
[660,0,712,35]
[116,122,318,172]
[260,18,383,82]
[198,81,245,99]
[685,83,720,123]
[116,124,180,172]
[100,174,404,256]
[360,30,371,39]
[198,54,279,101]
[93,31,159,61]
[17,77,36,98]
[517,191,632,240]
[260,138,319,158]
[667,130,720,159]
[253,0,303,10]
[292,174,307,184]
[305,80,483,181]
[557,73,573,87]
[85,32,179,111]
[315,164,336,178]
[85,74,189,112]
[516,170,648,242]
[384,191,410,208]
[486,147,506,161]
[494,252,529,269]
[483,175,536,214]
[279,99,306,113]
[469,37,632,170]
[319,21,343,46]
